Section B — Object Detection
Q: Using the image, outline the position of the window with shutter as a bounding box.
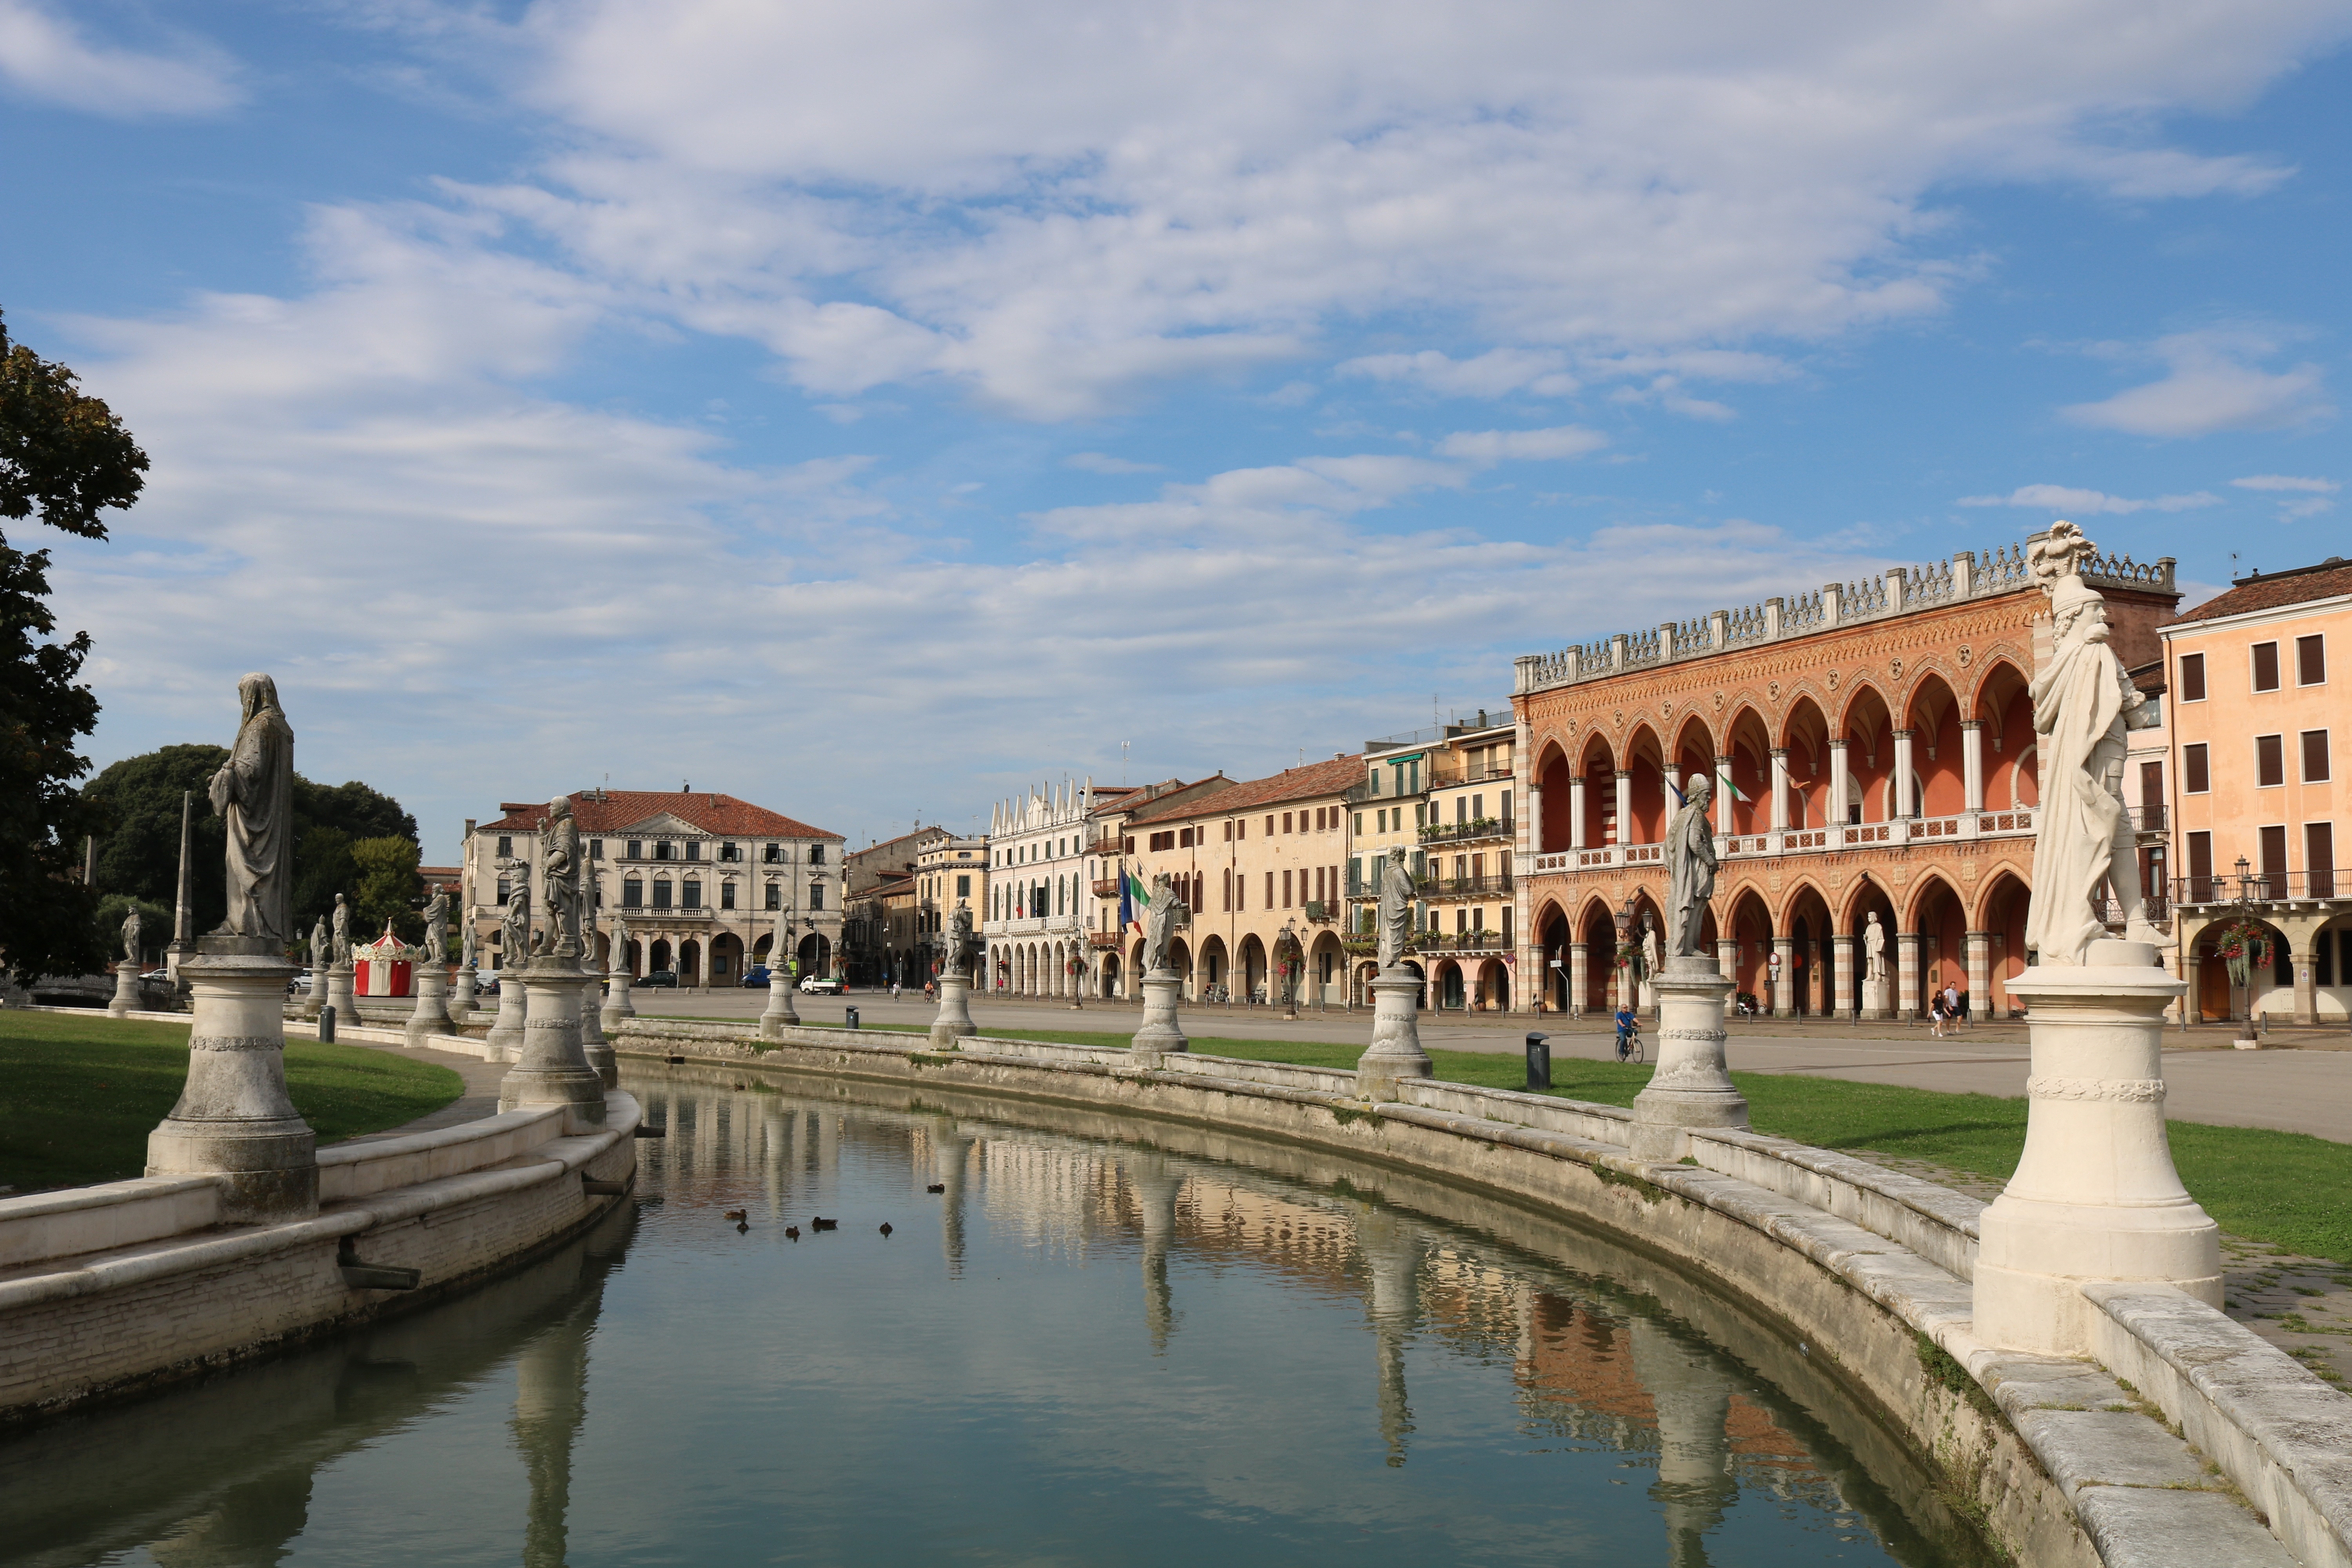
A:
[2304,730,2331,782]
[2178,653,2205,701]
[2256,734,2285,787]
[2253,641,2281,692]
[2183,744,2209,793]
[2298,635,2326,686]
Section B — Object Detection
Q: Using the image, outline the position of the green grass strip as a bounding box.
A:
[0,1011,466,1192]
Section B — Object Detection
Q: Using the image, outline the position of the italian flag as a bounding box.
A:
[1123,868,1151,933]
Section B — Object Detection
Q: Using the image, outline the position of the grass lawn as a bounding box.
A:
[830,1021,2352,1267]
[0,1010,466,1193]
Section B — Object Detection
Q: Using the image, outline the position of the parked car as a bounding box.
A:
[640,970,680,988]
[476,973,499,995]
[740,965,771,987]
[289,969,314,996]
[799,975,845,995]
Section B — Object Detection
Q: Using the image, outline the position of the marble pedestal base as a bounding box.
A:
[759,969,801,1038]
[485,971,528,1062]
[108,964,141,1016]
[1629,956,1746,1163]
[929,972,977,1048]
[1862,975,1891,1020]
[579,970,615,1087]
[1355,970,1432,1100]
[1131,970,1188,1066]
[406,966,449,1047]
[1973,940,2221,1356]
[145,943,318,1223]
[497,953,606,1131]
[448,967,477,1026]
[602,972,635,1034]
[325,961,359,1032]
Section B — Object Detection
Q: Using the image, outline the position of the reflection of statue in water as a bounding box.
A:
[1144,873,1185,973]
[1627,1318,1738,1568]
[1665,773,1717,959]
[121,906,142,965]
[1864,911,1887,981]
[208,672,296,943]
[1376,848,1415,970]
[2026,523,2162,963]
[535,797,580,958]
[1356,1207,1424,1468]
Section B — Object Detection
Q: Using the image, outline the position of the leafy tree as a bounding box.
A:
[0,310,147,980]
[352,836,422,942]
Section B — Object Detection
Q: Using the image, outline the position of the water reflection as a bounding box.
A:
[0,1071,1994,1568]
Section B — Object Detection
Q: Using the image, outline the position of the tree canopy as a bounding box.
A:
[0,310,148,980]
[83,744,418,948]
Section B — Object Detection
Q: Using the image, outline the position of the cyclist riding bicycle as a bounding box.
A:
[1613,1005,1638,1062]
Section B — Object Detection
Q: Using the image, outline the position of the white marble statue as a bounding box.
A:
[207,673,295,943]
[1666,774,1718,958]
[2026,525,2161,963]
[121,906,142,965]
[311,915,330,970]
[609,913,628,968]
[421,888,448,960]
[1376,848,1415,971]
[579,877,600,971]
[460,916,476,970]
[1639,913,1661,978]
[1863,911,1886,981]
[943,905,973,976]
[1144,872,1184,974]
[769,891,793,970]
[500,867,529,964]
[534,797,580,958]
[331,893,350,964]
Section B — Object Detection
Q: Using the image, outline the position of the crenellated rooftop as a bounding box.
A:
[1513,536,2175,695]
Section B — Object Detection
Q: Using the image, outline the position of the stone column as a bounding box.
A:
[108,960,141,1016]
[1568,942,1589,1017]
[578,962,615,1088]
[1569,776,1587,850]
[1716,938,1740,1016]
[1961,721,1986,812]
[406,962,449,1047]
[1769,748,1789,834]
[602,960,635,1033]
[1893,729,1916,818]
[1832,934,1857,1017]
[929,969,977,1048]
[1897,931,1923,1018]
[1355,968,1431,1100]
[449,965,477,1025]
[1828,738,1849,830]
[2294,929,2320,1027]
[1974,940,2221,1355]
[146,942,317,1223]
[1629,954,1745,1162]
[325,959,359,1032]
[1627,1320,1737,1568]
[1613,771,1633,845]
[1965,932,1993,1025]
[1770,936,1795,1016]
[1131,967,1187,1065]
[498,949,606,1131]
[486,965,528,1061]
[759,948,801,1037]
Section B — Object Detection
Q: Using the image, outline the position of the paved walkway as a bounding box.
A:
[628,987,2352,1143]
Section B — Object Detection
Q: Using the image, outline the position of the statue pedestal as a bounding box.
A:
[1862,972,1891,1020]
[1355,969,1432,1101]
[497,952,606,1131]
[405,965,449,1047]
[486,969,528,1062]
[449,967,477,1026]
[146,944,317,1223]
[1973,941,2220,1356]
[602,970,635,1033]
[325,960,359,1033]
[579,967,615,1087]
[108,962,141,1016]
[929,971,976,1048]
[759,965,801,1038]
[1629,956,1746,1162]
[1131,969,1188,1066]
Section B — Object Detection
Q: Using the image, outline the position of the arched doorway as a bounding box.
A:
[1435,959,1465,1010]
[1477,958,1509,1011]
[1310,932,1346,1005]
[708,931,743,984]
[1534,902,1570,1013]
[649,938,672,975]
[1239,933,1267,1002]
[1909,877,1967,1016]
[1099,948,1121,998]
[1729,890,1773,1013]
[1845,878,1898,1017]
[797,933,830,978]
[1198,935,1229,996]
[1168,937,1194,995]
[677,939,701,985]
[622,939,642,977]
[1579,902,1616,1013]
[1781,884,1833,1016]
[1977,871,2030,1017]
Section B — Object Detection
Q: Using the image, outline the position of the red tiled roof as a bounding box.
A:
[481,789,838,840]
[2168,558,2352,627]
[1124,755,1363,825]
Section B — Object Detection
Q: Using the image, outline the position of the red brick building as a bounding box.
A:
[1511,538,2178,1019]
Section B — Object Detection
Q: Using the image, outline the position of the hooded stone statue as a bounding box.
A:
[207,673,295,943]
[1143,872,1185,974]
[1376,848,1416,971]
[1665,774,1718,959]
[2025,533,2158,964]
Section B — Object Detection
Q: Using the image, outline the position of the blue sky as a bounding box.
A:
[4,0,2348,852]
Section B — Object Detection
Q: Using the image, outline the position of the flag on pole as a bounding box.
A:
[1122,868,1149,933]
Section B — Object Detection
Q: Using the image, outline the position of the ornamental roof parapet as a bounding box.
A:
[1514,535,2173,695]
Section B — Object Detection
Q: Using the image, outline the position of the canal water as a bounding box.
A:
[1,1069,1997,1567]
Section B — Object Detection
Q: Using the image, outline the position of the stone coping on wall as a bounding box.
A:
[612,1015,2338,1568]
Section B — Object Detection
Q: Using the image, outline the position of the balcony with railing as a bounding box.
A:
[1303,900,1338,923]
[1530,808,2040,875]
[1087,930,1123,949]
[1091,877,1121,898]
[1420,816,1513,846]
[1088,837,1129,858]
[1423,873,1514,900]
[2174,870,2347,909]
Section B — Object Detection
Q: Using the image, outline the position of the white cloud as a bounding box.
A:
[0,2,239,115]
[2062,329,2332,437]
[2231,474,2339,492]
[1437,426,1610,462]
[1338,349,1578,399]
[1956,484,2221,514]
[1063,452,1166,475]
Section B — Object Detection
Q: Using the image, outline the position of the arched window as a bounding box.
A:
[652,877,673,910]
[764,882,781,910]
[719,879,737,910]
[682,876,702,909]
[622,875,644,908]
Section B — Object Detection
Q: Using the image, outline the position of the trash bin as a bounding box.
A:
[845,1006,859,1029]
[320,1004,336,1044]
[1524,1031,1550,1091]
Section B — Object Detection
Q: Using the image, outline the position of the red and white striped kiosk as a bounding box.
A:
[354,922,417,998]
